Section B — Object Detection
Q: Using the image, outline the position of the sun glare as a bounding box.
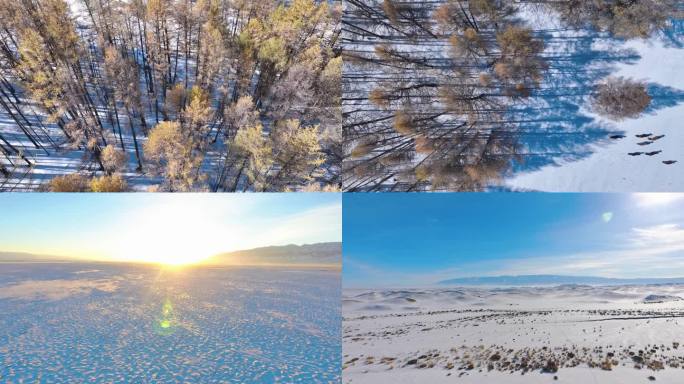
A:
[106,202,228,266]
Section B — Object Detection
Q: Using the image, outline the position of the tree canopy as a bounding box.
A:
[0,0,341,192]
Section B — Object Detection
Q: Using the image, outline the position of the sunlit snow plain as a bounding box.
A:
[344,285,684,384]
[0,263,340,383]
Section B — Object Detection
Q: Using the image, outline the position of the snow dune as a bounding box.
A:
[344,285,684,383]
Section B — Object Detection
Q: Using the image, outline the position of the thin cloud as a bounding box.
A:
[263,203,342,247]
[347,221,684,283]
[634,193,684,207]
[631,224,684,245]
[480,224,684,278]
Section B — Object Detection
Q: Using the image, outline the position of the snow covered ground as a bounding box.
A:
[343,285,684,383]
[503,13,684,192]
[342,3,683,191]
[0,262,340,383]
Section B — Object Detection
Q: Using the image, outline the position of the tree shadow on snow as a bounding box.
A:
[645,83,684,113]
[506,27,683,176]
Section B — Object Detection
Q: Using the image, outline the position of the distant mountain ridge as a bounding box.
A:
[0,251,69,262]
[207,242,341,267]
[0,242,342,267]
[438,274,684,286]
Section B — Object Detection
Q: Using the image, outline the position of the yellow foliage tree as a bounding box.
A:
[231,124,273,191]
[101,145,127,175]
[270,119,324,189]
[47,174,90,192]
[144,121,205,191]
[90,175,128,192]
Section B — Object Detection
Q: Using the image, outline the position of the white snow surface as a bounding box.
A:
[344,285,684,383]
[503,13,684,192]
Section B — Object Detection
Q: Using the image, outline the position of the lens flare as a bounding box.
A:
[154,298,176,335]
[163,300,173,315]
[602,212,613,223]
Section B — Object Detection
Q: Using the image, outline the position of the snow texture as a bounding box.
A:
[503,12,684,192]
[0,262,340,383]
[344,284,684,383]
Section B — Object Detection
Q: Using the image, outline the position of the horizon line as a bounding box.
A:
[0,241,342,267]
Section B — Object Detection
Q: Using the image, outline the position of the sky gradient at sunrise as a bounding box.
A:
[0,194,341,265]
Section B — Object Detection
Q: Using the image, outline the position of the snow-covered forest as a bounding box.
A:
[342,0,684,191]
[0,0,341,191]
[3,0,682,192]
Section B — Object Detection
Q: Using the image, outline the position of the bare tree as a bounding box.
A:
[592,77,651,121]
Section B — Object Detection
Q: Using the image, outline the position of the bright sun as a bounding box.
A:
[106,203,223,266]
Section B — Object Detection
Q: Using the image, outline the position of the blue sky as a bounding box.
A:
[344,193,684,287]
[0,194,341,264]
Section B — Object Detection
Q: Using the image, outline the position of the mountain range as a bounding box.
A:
[0,242,341,267]
[206,242,341,267]
[438,274,684,286]
[0,251,69,262]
